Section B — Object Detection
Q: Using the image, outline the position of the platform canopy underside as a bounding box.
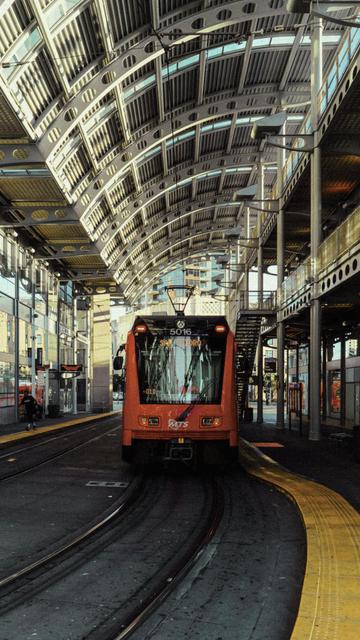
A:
[0,0,355,302]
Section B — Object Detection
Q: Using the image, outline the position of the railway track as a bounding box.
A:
[0,471,224,640]
[0,416,120,482]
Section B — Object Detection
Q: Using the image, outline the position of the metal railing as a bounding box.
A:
[280,257,311,305]
[280,206,360,305]
[269,19,360,200]
[317,205,360,272]
[238,290,277,312]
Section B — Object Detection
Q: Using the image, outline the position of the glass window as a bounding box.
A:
[0,235,16,298]
[48,274,59,317]
[0,292,14,315]
[135,329,226,404]
[328,370,341,415]
[48,333,58,367]
[0,309,15,354]
[18,318,32,358]
[35,266,47,315]
[19,364,32,399]
[0,361,15,407]
[59,302,73,331]
[346,338,359,358]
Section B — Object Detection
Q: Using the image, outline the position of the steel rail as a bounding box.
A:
[106,475,224,640]
[0,474,144,591]
[0,419,120,482]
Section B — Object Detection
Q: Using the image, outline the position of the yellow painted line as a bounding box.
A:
[239,438,360,640]
[0,412,120,446]
[252,441,285,448]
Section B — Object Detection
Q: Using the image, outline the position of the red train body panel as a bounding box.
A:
[121,315,238,462]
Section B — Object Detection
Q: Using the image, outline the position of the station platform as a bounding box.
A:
[0,410,120,446]
[240,419,360,640]
[241,418,360,512]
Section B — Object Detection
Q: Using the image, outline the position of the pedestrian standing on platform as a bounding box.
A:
[20,389,37,430]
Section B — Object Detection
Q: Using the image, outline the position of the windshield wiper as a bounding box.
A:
[178,340,207,402]
[175,380,214,422]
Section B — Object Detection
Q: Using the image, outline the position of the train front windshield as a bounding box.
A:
[135,330,226,404]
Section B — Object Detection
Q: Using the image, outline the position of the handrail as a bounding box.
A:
[280,206,360,305]
[317,205,360,272]
[270,18,360,202]
[238,290,277,311]
[280,257,311,306]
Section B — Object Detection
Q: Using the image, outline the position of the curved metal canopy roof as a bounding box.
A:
[0,0,350,302]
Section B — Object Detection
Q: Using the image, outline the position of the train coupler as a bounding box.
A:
[165,439,193,461]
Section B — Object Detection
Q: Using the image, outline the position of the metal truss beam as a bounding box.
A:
[34,245,99,260]
[110,206,254,277]
[0,143,44,165]
[0,205,78,227]
[98,160,271,252]
[35,1,288,155]
[122,230,238,299]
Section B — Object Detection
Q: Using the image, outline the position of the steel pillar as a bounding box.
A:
[276,133,286,429]
[90,294,112,412]
[309,12,323,441]
[72,297,78,415]
[257,159,264,423]
[340,334,346,426]
[322,336,327,419]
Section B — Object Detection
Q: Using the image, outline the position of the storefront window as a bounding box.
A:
[35,265,47,315]
[19,364,32,397]
[328,370,341,415]
[346,338,360,358]
[18,318,32,358]
[48,333,58,367]
[327,341,341,361]
[0,235,16,298]
[48,274,59,318]
[0,361,15,407]
[59,301,73,331]
[0,309,15,354]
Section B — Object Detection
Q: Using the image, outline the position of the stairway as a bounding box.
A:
[235,313,262,422]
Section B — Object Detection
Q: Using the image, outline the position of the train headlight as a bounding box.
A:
[201,417,222,427]
[138,416,148,426]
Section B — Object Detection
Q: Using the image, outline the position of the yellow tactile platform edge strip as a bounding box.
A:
[0,411,120,445]
[239,438,360,640]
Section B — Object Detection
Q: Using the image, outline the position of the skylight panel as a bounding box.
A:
[253,37,271,48]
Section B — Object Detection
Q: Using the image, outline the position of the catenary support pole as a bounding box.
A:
[340,334,346,426]
[276,131,286,429]
[309,9,323,441]
[257,158,264,423]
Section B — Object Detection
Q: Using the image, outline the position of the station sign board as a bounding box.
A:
[264,357,277,373]
[60,364,83,378]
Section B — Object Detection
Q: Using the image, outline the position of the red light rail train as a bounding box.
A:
[118,315,238,464]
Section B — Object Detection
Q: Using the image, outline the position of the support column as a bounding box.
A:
[276,135,286,429]
[257,159,264,423]
[243,206,250,308]
[91,294,112,412]
[296,344,300,382]
[72,296,78,415]
[309,12,323,440]
[340,334,346,426]
[322,336,327,419]
[14,245,20,422]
